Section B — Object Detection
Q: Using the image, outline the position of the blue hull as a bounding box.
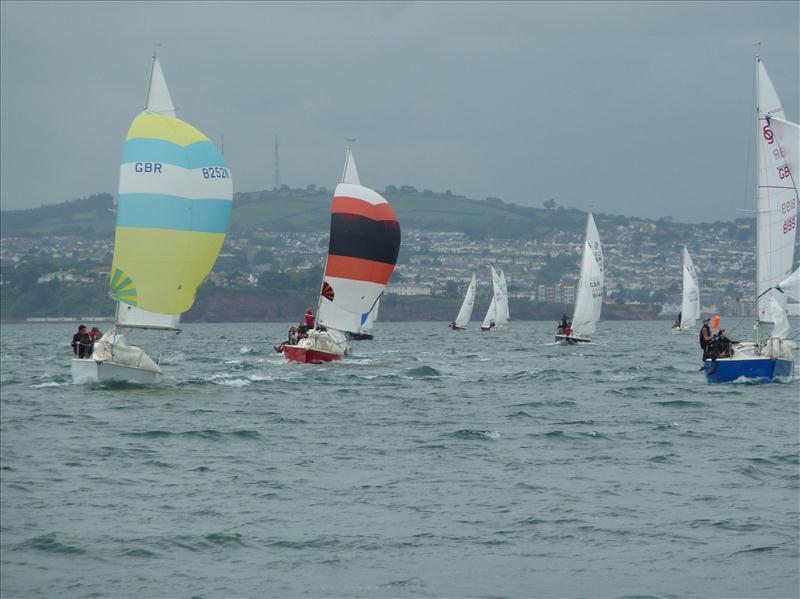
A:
[704,357,793,384]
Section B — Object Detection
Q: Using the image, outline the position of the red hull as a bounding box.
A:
[283,344,342,364]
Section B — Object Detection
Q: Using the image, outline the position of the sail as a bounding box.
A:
[756,60,798,323]
[571,213,604,337]
[679,246,700,329]
[144,56,176,117]
[494,268,509,326]
[116,305,180,330]
[341,147,360,185]
[454,274,477,328]
[767,116,799,185]
[110,58,233,329]
[482,296,496,329]
[317,151,401,333]
[778,267,800,302]
[361,298,379,333]
[769,295,790,340]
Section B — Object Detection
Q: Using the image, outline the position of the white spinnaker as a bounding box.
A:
[756,60,797,323]
[145,56,176,116]
[680,247,700,329]
[779,268,800,302]
[571,213,604,337]
[770,295,790,340]
[768,116,799,185]
[116,304,181,330]
[454,274,477,328]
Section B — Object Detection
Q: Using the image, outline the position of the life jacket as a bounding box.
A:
[699,326,710,348]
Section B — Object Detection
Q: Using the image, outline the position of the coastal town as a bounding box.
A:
[0,207,766,321]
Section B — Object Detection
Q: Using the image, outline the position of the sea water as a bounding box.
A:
[1,321,798,598]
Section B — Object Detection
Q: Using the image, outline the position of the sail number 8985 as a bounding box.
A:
[202,167,230,179]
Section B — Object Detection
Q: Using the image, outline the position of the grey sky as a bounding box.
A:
[1,1,798,221]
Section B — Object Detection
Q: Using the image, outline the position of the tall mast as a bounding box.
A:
[754,55,761,344]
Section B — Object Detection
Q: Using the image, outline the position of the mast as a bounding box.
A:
[754,55,762,345]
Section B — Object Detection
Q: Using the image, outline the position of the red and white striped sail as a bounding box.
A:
[317,150,401,333]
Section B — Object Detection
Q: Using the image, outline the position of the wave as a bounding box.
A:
[404,365,442,378]
[450,429,500,440]
[122,429,261,440]
[15,533,86,555]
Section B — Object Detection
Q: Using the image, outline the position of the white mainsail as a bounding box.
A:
[767,116,799,184]
[482,297,496,329]
[679,246,700,329]
[756,60,798,323]
[495,269,510,326]
[570,213,604,338]
[454,274,477,328]
[144,56,176,117]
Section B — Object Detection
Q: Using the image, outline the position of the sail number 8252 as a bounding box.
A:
[202,167,230,179]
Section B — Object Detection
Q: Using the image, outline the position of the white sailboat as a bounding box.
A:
[71,55,232,383]
[480,266,502,331]
[284,147,401,363]
[704,58,796,383]
[496,269,510,327]
[672,246,701,332]
[450,274,476,330]
[350,298,380,341]
[556,212,604,343]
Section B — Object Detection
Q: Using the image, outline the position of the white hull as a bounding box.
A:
[71,358,162,384]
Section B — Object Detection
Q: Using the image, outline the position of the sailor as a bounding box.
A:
[449,320,457,330]
[559,314,569,331]
[305,308,315,329]
[71,325,93,359]
[715,329,739,358]
[673,312,682,328]
[698,318,712,370]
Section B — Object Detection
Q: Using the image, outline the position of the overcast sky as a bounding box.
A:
[1,1,798,221]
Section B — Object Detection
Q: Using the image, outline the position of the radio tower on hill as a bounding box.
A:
[272,136,281,190]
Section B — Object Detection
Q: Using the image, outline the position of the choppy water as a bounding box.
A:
[1,321,798,598]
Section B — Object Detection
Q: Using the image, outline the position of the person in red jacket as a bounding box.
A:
[305,308,315,329]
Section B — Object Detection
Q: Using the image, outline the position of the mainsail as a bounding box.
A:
[317,149,401,333]
[496,269,510,326]
[454,274,477,328]
[111,56,232,330]
[756,59,798,323]
[679,246,700,329]
[571,213,604,337]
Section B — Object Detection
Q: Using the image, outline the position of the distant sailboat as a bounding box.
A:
[283,147,401,363]
[450,274,476,330]
[350,298,379,341]
[71,55,232,383]
[480,266,503,331]
[496,269,510,327]
[672,246,700,332]
[555,213,603,343]
[704,58,796,383]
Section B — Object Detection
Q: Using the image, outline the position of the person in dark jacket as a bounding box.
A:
[71,325,93,359]
[699,318,713,370]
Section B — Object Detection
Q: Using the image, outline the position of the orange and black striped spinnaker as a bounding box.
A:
[325,195,401,285]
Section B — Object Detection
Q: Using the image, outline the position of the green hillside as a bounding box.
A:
[1,187,623,239]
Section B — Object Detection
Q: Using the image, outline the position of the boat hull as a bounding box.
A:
[704,356,793,383]
[71,358,162,384]
[348,333,374,341]
[284,345,342,364]
[555,333,590,344]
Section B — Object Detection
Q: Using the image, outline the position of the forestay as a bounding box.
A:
[110,56,232,329]
[454,274,477,328]
[756,60,798,323]
[571,213,604,337]
[679,246,700,329]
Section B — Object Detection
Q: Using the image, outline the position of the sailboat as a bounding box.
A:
[450,274,476,330]
[555,212,604,343]
[672,246,701,332]
[704,58,796,383]
[481,266,508,331]
[71,55,232,383]
[349,298,379,341]
[283,148,401,363]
